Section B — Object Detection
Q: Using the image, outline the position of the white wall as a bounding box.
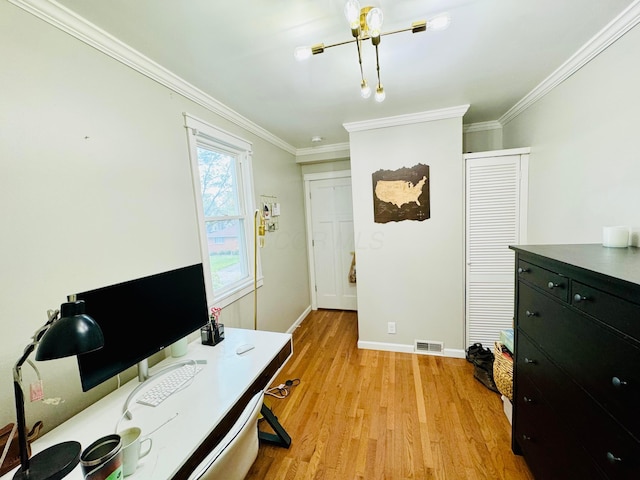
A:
[250,140,311,332]
[463,126,503,153]
[348,116,465,353]
[0,2,309,433]
[502,23,640,243]
[300,160,351,176]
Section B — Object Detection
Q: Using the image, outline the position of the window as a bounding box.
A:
[184,114,260,307]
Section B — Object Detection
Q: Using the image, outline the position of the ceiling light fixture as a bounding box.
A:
[295,1,450,102]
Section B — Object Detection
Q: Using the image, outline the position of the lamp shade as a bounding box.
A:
[366,8,383,37]
[35,299,104,361]
[294,45,312,61]
[344,0,361,29]
[427,13,451,31]
[360,80,371,98]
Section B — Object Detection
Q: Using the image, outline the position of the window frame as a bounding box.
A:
[184,113,262,308]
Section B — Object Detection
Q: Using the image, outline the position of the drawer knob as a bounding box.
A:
[573,293,589,302]
[522,434,532,442]
[606,452,623,464]
[612,377,628,389]
[523,396,534,404]
[547,281,561,289]
[518,267,529,274]
[524,357,537,365]
[525,310,537,318]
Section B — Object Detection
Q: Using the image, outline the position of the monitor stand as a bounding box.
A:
[137,358,150,383]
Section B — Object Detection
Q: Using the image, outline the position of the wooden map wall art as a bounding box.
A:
[372,163,430,223]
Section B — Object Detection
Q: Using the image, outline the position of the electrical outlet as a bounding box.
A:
[387,322,396,334]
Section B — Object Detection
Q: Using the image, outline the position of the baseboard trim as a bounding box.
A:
[444,349,466,359]
[286,306,311,334]
[357,340,465,359]
[357,340,415,354]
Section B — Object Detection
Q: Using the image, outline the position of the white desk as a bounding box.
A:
[2,328,292,480]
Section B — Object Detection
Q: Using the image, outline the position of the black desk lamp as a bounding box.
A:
[12,295,104,480]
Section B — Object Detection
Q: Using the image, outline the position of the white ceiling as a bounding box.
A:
[53,0,635,149]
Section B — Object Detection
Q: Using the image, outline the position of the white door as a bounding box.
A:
[465,149,529,349]
[307,176,357,310]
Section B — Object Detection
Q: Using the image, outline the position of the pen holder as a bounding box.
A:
[201,323,224,346]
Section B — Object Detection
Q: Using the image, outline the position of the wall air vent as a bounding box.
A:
[414,339,444,356]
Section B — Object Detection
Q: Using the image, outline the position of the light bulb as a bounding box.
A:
[344,0,361,29]
[366,8,384,37]
[294,46,312,61]
[375,86,385,103]
[360,80,371,99]
[428,13,451,31]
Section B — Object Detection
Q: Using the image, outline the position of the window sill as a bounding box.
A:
[214,276,264,309]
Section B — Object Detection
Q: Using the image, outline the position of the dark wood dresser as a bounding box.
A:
[510,244,640,479]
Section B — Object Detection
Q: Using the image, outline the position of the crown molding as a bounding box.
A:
[343,105,470,133]
[8,0,297,155]
[295,142,350,157]
[16,0,637,150]
[500,0,640,126]
[463,121,502,133]
[295,142,351,164]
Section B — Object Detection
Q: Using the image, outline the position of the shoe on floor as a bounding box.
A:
[465,343,485,363]
[473,364,500,393]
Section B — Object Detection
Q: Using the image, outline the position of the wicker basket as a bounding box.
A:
[493,341,513,402]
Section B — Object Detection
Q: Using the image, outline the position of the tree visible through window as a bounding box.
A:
[197,146,248,292]
[184,113,258,307]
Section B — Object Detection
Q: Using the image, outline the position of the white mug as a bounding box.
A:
[118,427,152,477]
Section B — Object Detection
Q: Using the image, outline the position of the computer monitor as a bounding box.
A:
[76,263,209,392]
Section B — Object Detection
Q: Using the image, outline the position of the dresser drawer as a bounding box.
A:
[517,333,640,478]
[571,280,640,345]
[519,283,640,438]
[583,403,640,479]
[514,376,604,480]
[517,282,571,353]
[515,331,563,394]
[517,259,568,302]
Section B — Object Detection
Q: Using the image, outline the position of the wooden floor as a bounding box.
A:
[246,309,534,480]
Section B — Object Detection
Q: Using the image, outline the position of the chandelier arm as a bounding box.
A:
[374,43,381,87]
[380,24,425,37]
[316,22,425,53]
[355,36,365,82]
[323,38,358,50]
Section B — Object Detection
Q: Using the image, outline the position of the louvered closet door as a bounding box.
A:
[465,155,523,350]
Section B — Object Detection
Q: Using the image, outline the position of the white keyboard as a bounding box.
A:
[137,363,202,407]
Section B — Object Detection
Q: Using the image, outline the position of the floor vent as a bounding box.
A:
[414,340,444,356]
